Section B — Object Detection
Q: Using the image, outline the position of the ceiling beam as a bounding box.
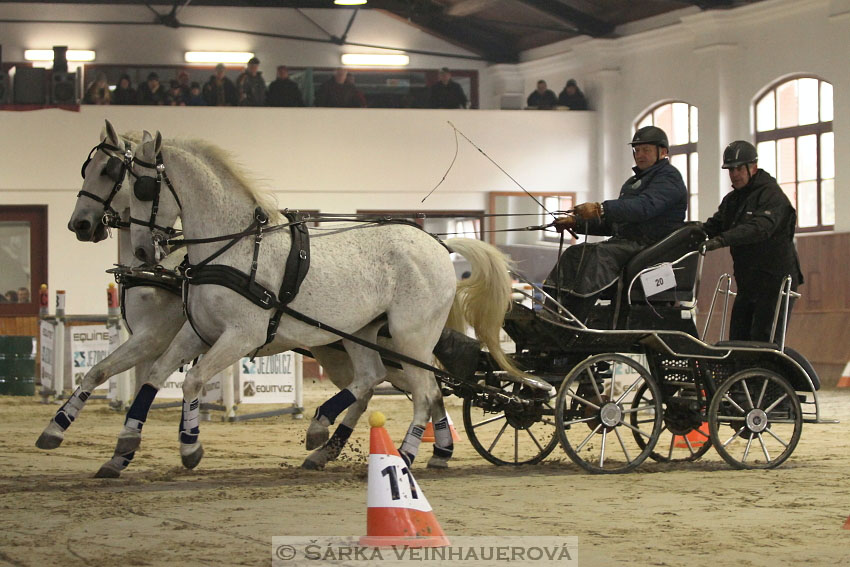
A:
[372,0,519,63]
[515,0,615,37]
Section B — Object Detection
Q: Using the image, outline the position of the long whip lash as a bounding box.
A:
[423,121,556,219]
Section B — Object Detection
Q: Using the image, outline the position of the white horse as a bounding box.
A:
[124,130,520,470]
[39,122,418,475]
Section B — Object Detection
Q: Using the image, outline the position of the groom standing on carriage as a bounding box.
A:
[547,126,688,323]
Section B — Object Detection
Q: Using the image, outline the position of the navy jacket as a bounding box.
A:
[703,169,803,285]
[586,159,688,244]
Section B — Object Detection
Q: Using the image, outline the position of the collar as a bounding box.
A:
[631,157,667,178]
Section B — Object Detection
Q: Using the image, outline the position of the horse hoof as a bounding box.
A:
[115,435,141,455]
[305,421,329,451]
[181,445,204,470]
[301,458,324,471]
[427,457,450,470]
[94,465,121,479]
[35,431,64,450]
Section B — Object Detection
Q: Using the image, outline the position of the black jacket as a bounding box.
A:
[704,169,803,284]
[527,89,558,109]
[557,89,588,110]
[267,78,304,107]
[429,80,467,109]
[579,159,688,244]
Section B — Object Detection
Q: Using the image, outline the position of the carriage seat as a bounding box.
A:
[714,342,820,390]
[622,223,708,304]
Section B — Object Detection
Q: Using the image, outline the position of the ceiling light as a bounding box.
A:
[341,53,410,67]
[24,49,96,62]
[184,51,255,64]
[334,0,368,5]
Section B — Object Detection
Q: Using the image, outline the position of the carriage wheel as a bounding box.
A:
[632,384,713,463]
[708,368,802,470]
[555,353,662,474]
[462,379,558,466]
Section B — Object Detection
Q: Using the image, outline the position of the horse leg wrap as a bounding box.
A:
[432,417,455,459]
[180,398,201,445]
[324,423,354,461]
[54,387,91,430]
[399,424,425,465]
[124,384,158,433]
[315,389,356,426]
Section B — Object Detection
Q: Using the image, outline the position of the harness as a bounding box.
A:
[179,209,311,357]
[78,140,135,229]
[129,151,183,248]
[106,263,184,334]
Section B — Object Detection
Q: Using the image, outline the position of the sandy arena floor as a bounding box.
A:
[1,380,849,567]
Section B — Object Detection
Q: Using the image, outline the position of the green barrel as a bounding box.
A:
[0,336,37,396]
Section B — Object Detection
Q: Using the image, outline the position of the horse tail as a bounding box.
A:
[444,238,526,378]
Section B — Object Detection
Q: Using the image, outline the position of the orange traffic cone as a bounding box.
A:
[421,413,460,443]
[843,516,850,530]
[359,412,450,548]
[837,362,850,388]
[674,422,710,449]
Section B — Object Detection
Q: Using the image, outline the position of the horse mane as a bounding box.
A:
[167,138,283,224]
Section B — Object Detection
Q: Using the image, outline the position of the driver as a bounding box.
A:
[546,126,688,324]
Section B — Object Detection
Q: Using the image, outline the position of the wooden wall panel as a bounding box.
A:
[697,232,850,387]
[0,316,38,337]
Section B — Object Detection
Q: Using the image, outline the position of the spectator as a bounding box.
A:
[83,72,111,105]
[112,74,136,105]
[176,70,191,100]
[266,65,304,107]
[237,57,267,106]
[557,78,588,110]
[202,63,238,106]
[185,82,205,106]
[4,290,18,303]
[345,72,368,108]
[429,67,468,109]
[17,287,30,303]
[527,80,557,109]
[703,141,804,342]
[315,68,364,108]
[137,72,167,105]
[167,79,186,106]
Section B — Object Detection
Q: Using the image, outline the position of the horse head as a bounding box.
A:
[129,130,181,264]
[70,119,135,242]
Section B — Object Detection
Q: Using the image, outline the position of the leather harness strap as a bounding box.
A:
[181,211,311,355]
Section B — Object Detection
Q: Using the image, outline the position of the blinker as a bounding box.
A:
[133,176,158,202]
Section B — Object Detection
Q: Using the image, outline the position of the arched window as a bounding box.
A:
[636,102,699,220]
[755,76,833,231]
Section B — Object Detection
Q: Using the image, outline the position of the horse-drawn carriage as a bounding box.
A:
[52,122,830,477]
[451,223,828,473]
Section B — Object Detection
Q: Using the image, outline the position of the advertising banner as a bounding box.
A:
[70,324,111,392]
[238,352,300,404]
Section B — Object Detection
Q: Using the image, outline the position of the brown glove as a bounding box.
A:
[573,202,602,221]
[553,215,577,233]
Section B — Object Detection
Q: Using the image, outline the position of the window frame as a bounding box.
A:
[754,75,833,232]
[0,205,48,316]
[486,191,577,245]
[635,101,699,221]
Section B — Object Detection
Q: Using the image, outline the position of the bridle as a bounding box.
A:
[129,147,184,254]
[78,140,135,229]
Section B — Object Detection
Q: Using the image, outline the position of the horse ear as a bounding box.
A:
[105,120,120,146]
[142,130,153,144]
[154,131,162,154]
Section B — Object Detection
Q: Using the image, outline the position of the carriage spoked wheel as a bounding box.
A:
[462,379,558,466]
[708,368,802,470]
[555,353,663,474]
[632,384,712,463]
